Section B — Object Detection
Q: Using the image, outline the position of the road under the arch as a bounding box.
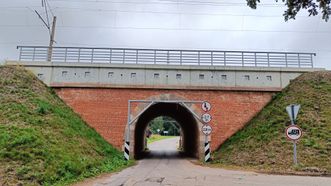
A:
[75,137,331,186]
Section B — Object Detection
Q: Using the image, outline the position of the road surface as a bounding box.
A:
[76,137,331,186]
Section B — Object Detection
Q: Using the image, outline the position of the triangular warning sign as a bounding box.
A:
[286,104,300,121]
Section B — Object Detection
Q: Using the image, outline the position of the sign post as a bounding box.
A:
[201,101,213,162]
[286,104,301,165]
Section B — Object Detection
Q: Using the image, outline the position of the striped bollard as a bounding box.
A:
[124,141,130,161]
[204,141,211,162]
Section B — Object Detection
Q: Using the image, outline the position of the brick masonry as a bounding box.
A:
[55,88,273,152]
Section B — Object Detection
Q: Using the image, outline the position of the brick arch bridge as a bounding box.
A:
[7,46,321,160]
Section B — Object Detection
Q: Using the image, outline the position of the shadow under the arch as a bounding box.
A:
[136,150,186,160]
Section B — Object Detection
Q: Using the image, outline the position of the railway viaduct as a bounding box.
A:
[7,46,322,160]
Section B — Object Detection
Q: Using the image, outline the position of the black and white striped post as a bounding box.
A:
[124,141,130,161]
[204,141,211,162]
[124,101,131,161]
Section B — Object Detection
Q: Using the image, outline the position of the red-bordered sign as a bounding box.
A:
[285,125,302,141]
[201,101,211,112]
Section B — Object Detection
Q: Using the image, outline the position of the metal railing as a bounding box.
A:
[17,46,315,68]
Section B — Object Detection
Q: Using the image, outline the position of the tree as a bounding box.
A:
[148,116,180,136]
[247,0,331,21]
[149,117,164,134]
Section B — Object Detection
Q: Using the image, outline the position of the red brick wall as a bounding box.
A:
[55,88,273,151]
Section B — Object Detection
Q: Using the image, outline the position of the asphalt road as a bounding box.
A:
[76,137,331,186]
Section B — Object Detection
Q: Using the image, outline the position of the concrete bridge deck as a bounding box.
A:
[5,61,323,92]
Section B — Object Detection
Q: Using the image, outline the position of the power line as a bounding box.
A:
[46,0,55,17]
[48,0,283,7]
[49,6,317,19]
[1,24,327,34]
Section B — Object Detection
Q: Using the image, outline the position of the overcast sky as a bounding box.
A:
[0,0,330,69]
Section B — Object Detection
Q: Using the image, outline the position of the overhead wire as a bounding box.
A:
[48,0,283,7]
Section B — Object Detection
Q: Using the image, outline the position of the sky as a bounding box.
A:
[0,0,330,69]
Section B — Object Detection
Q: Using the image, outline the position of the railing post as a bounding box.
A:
[241,52,244,66]
[18,47,22,61]
[198,51,200,65]
[78,48,81,62]
[109,49,112,64]
[92,49,95,63]
[180,51,182,65]
[167,50,170,64]
[64,48,68,62]
[285,53,288,67]
[267,53,270,67]
[311,54,314,68]
[154,50,156,64]
[136,50,138,64]
[224,52,226,66]
[123,49,125,64]
[254,52,257,67]
[32,47,36,61]
[211,51,213,66]
[298,53,301,67]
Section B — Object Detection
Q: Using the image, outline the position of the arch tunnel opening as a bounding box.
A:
[134,103,199,159]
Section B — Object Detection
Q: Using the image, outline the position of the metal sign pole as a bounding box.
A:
[291,106,298,165]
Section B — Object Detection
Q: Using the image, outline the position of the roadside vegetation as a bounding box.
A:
[212,71,331,175]
[0,66,132,186]
[147,135,176,144]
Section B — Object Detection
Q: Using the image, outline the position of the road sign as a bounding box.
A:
[286,104,300,123]
[285,104,301,166]
[201,113,212,123]
[202,124,212,135]
[286,125,302,141]
[201,101,211,112]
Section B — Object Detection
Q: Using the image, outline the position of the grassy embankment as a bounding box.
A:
[212,71,331,175]
[0,66,132,185]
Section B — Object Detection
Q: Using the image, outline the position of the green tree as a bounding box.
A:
[162,116,180,136]
[149,117,164,134]
[148,116,180,136]
[247,0,331,21]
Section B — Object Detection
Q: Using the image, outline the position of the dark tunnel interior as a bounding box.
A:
[134,103,199,159]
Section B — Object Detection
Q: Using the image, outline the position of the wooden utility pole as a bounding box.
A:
[47,16,57,61]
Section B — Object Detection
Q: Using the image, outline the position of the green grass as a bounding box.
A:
[212,71,331,175]
[147,135,177,144]
[0,66,133,186]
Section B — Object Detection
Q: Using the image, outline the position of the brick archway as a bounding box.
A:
[131,102,202,159]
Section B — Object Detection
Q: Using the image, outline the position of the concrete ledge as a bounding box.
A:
[50,82,282,92]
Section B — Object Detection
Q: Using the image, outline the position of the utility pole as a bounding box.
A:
[34,0,56,62]
[47,16,57,61]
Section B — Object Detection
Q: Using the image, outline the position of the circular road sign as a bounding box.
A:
[285,125,302,141]
[202,124,212,136]
[201,113,212,123]
[201,101,211,112]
